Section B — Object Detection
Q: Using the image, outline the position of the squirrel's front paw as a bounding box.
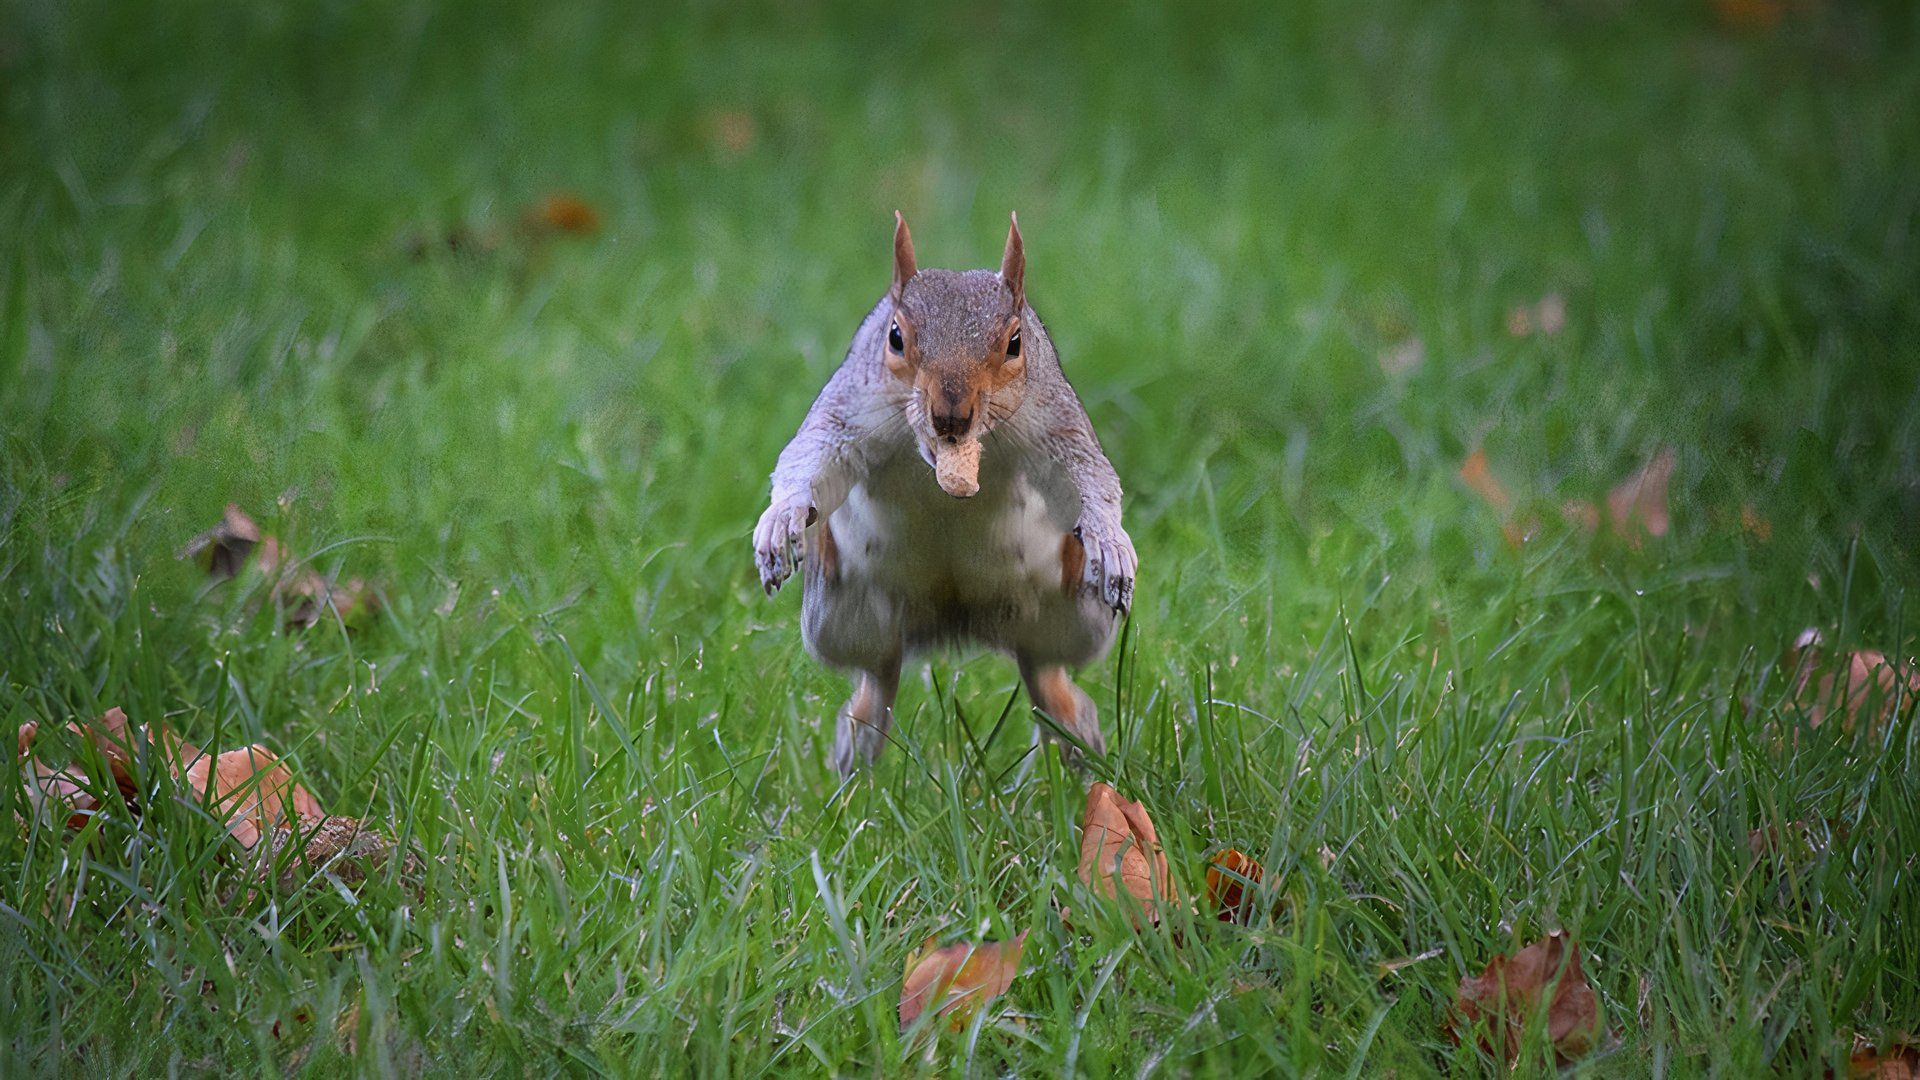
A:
[1073,520,1137,614]
[753,498,815,595]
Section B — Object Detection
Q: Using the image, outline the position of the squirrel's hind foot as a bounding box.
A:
[1024,663,1106,763]
[829,670,897,776]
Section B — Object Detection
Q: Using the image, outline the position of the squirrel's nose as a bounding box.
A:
[929,406,973,440]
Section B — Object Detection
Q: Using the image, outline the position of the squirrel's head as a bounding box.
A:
[882,212,1029,457]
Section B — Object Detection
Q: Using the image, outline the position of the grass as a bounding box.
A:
[2,0,1918,1074]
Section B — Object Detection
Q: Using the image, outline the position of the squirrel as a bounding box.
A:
[754,212,1137,775]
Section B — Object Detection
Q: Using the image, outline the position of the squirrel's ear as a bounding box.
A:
[891,211,917,298]
[1000,212,1025,311]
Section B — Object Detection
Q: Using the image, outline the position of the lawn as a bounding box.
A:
[3,0,1918,1074]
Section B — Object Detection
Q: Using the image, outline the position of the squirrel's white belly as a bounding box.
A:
[825,437,1080,642]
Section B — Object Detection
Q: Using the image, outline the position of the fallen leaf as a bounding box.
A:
[1850,1045,1920,1079]
[1379,336,1425,375]
[706,110,758,157]
[17,722,102,830]
[1740,503,1772,542]
[1713,0,1785,32]
[180,504,261,579]
[1790,647,1919,735]
[522,193,601,236]
[1204,848,1265,923]
[1078,783,1178,926]
[256,814,422,895]
[1505,293,1567,338]
[1747,818,1848,860]
[1451,930,1604,1067]
[899,932,1028,1031]
[186,507,380,629]
[1459,449,1512,517]
[1605,447,1675,543]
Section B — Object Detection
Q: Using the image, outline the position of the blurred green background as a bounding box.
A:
[2,0,1917,1074]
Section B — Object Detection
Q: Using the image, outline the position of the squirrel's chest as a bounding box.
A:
[827,439,1080,603]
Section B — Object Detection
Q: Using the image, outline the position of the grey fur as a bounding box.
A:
[754,233,1136,774]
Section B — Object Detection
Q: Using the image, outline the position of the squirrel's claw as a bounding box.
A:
[753,499,814,595]
[1075,521,1137,615]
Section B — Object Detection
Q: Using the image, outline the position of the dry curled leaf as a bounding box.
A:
[1713,0,1786,32]
[706,109,758,157]
[1459,449,1512,517]
[1451,931,1603,1067]
[898,932,1028,1031]
[1078,783,1178,926]
[24,708,412,896]
[1505,293,1567,338]
[255,814,423,895]
[18,722,102,830]
[1459,450,1539,547]
[1788,643,1919,736]
[186,507,380,629]
[521,193,601,237]
[180,504,261,579]
[1204,848,1265,923]
[1379,336,1425,375]
[1605,447,1674,543]
[1850,1045,1920,1079]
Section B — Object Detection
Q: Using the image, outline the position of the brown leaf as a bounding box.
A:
[1459,449,1513,517]
[1452,931,1603,1066]
[256,814,421,896]
[1078,783,1178,926]
[17,722,102,830]
[187,508,380,629]
[181,505,262,579]
[1379,336,1425,375]
[1713,0,1785,33]
[706,110,758,157]
[1850,1046,1920,1079]
[899,932,1028,1031]
[1204,848,1265,923]
[521,193,601,237]
[1788,638,1919,735]
[1605,447,1675,543]
[186,745,324,848]
[74,708,319,849]
[1747,818,1848,860]
[1505,293,1567,338]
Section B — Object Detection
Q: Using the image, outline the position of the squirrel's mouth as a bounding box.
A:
[926,434,982,498]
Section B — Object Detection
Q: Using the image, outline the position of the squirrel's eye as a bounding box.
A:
[888,321,905,353]
[1006,330,1021,359]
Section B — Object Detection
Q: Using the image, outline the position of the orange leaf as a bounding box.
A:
[17,722,102,830]
[1605,447,1674,543]
[1791,647,1919,736]
[524,193,601,236]
[1505,293,1567,338]
[898,932,1028,1031]
[1850,1045,1920,1079]
[188,744,325,848]
[1078,783,1178,925]
[73,708,321,849]
[1451,931,1603,1066]
[180,504,261,579]
[1458,449,1512,517]
[1712,0,1785,32]
[1204,848,1265,923]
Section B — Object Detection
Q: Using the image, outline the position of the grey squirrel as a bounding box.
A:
[755,213,1136,775]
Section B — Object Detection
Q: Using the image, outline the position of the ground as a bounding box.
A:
[2,1,1917,1075]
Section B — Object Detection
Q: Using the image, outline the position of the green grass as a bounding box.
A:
[3,0,1918,1074]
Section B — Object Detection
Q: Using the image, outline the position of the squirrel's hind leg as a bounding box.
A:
[829,665,899,777]
[1019,659,1106,761]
